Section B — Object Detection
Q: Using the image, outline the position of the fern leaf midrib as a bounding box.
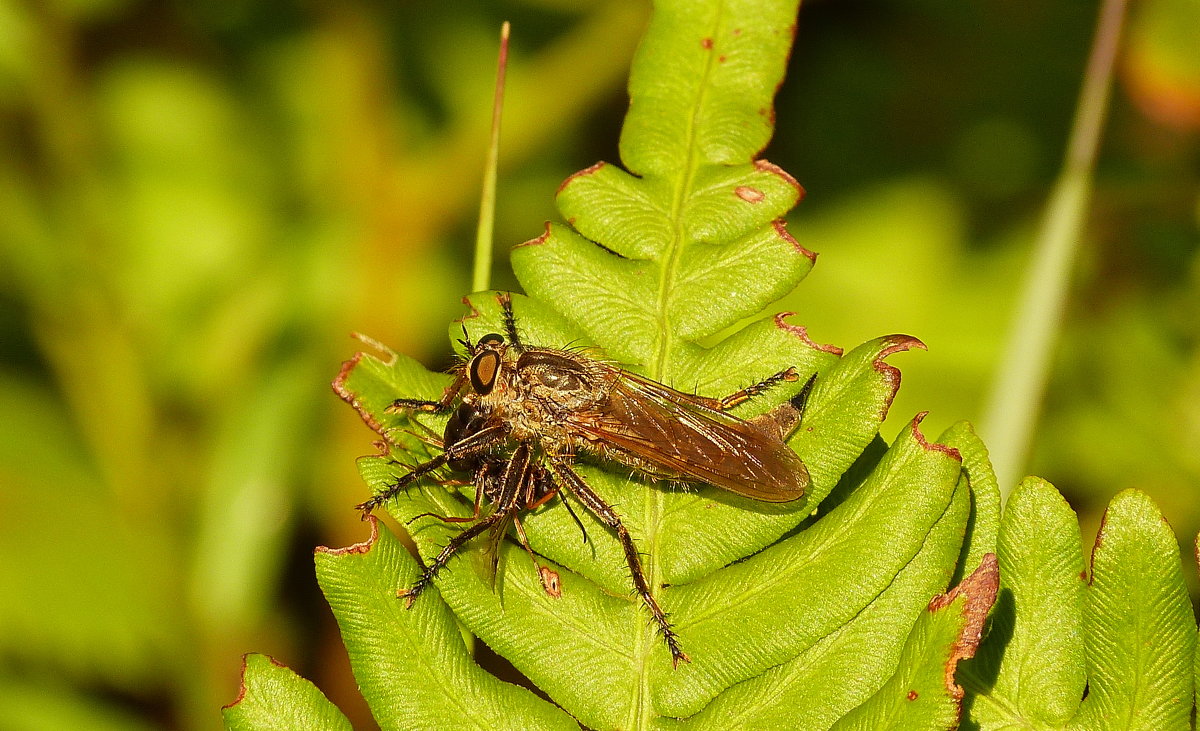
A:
[631,3,727,728]
[1116,548,1156,729]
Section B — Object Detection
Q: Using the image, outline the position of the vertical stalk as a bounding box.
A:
[472,22,511,293]
[981,0,1129,497]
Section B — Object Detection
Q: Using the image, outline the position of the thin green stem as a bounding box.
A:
[981,0,1129,498]
[472,21,511,294]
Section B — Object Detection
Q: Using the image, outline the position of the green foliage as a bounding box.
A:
[961,482,1198,730]
[222,654,351,731]
[830,555,999,731]
[1077,490,1194,729]
[310,522,575,730]
[228,0,1199,728]
[968,478,1088,727]
[241,0,995,727]
[2,0,1193,727]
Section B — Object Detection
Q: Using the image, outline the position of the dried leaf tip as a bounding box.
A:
[316,515,380,557]
[928,553,999,700]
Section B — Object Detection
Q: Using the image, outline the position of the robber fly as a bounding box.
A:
[356,292,815,667]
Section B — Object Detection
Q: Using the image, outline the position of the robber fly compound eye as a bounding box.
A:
[469,350,502,395]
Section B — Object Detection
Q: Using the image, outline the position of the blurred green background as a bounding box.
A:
[0,0,1196,727]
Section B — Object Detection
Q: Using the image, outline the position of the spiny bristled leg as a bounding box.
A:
[401,514,503,606]
[356,454,448,515]
[356,424,509,515]
[407,471,488,525]
[512,512,560,598]
[718,367,800,410]
[613,518,687,666]
[387,371,469,414]
[550,459,690,667]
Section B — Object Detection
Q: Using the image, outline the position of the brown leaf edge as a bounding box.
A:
[928,552,1000,718]
[223,652,292,710]
[331,333,400,439]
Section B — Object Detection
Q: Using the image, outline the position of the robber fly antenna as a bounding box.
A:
[457,322,473,353]
[497,291,524,353]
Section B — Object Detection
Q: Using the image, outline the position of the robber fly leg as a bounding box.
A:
[550,460,690,667]
[405,454,520,604]
[407,472,487,525]
[510,462,566,597]
[401,514,504,606]
[387,371,470,414]
[511,512,561,598]
[357,424,509,515]
[558,491,591,547]
[526,488,557,511]
[717,367,801,410]
[525,467,590,546]
[356,454,449,515]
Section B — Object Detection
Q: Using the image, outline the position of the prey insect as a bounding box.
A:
[358,292,815,667]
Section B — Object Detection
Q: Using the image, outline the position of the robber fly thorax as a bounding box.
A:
[461,337,620,449]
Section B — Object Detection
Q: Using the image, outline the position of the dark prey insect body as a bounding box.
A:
[358,292,816,667]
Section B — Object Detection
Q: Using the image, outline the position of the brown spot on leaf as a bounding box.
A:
[718,54,727,63]
[877,334,927,363]
[732,27,742,36]
[701,37,713,49]
[352,331,398,363]
[316,515,381,556]
[224,654,256,709]
[926,553,999,713]
[331,352,362,400]
[540,566,563,598]
[773,312,843,355]
[1089,504,1112,571]
[735,186,765,203]
[772,220,817,261]
[906,690,919,701]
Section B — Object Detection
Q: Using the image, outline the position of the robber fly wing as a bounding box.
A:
[483,511,513,589]
[569,373,809,502]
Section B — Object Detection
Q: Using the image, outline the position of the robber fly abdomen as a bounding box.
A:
[356,292,815,667]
